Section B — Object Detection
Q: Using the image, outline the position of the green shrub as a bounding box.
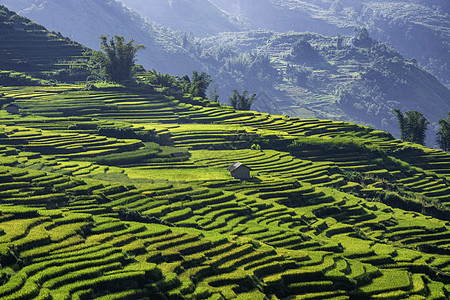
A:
[97,126,157,142]
[156,272,181,292]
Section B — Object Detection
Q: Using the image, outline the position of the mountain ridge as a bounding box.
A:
[121,0,241,37]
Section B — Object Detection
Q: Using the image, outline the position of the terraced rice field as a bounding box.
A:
[2,85,450,298]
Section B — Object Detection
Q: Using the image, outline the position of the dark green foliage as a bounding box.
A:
[53,64,91,82]
[0,5,44,31]
[85,143,188,166]
[0,245,17,267]
[289,39,319,62]
[86,143,159,166]
[228,89,256,111]
[352,27,375,48]
[208,84,220,102]
[86,50,107,83]
[369,43,403,61]
[218,51,279,86]
[288,136,384,157]
[97,126,157,143]
[337,35,344,50]
[179,70,212,98]
[437,113,450,152]
[285,65,311,86]
[0,71,42,86]
[141,69,178,89]
[196,42,279,101]
[393,109,429,145]
[97,35,145,83]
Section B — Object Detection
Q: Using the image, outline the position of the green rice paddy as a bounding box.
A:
[1,85,450,299]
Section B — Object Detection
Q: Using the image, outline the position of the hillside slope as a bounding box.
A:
[121,0,240,37]
[3,81,450,298]
[199,30,450,146]
[0,0,200,75]
[0,5,87,81]
[1,3,449,148]
[3,4,450,299]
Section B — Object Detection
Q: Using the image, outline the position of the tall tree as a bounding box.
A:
[393,109,429,145]
[228,89,257,111]
[179,70,212,98]
[208,84,220,102]
[290,39,319,62]
[437,113,450,151]
[353,27,374,48]
[98,35,145,83]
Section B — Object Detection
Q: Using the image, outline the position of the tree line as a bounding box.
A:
[393,109,450,151]
[91,35,257,111]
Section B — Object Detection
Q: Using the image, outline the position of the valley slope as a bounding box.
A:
[3,76,450,299]
[199,30,450,146]
[2,11,450,298]
[0,0,199,75]
[1,1,449,147]
[210,0,450,88]
[121,0,240,37]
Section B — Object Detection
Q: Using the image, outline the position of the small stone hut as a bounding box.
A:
[227,162,252,180]
[4,103,24,115]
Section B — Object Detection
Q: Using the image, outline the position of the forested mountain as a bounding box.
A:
[195,30,450,146]
[209,0,450,88]
[121,0,450,88]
